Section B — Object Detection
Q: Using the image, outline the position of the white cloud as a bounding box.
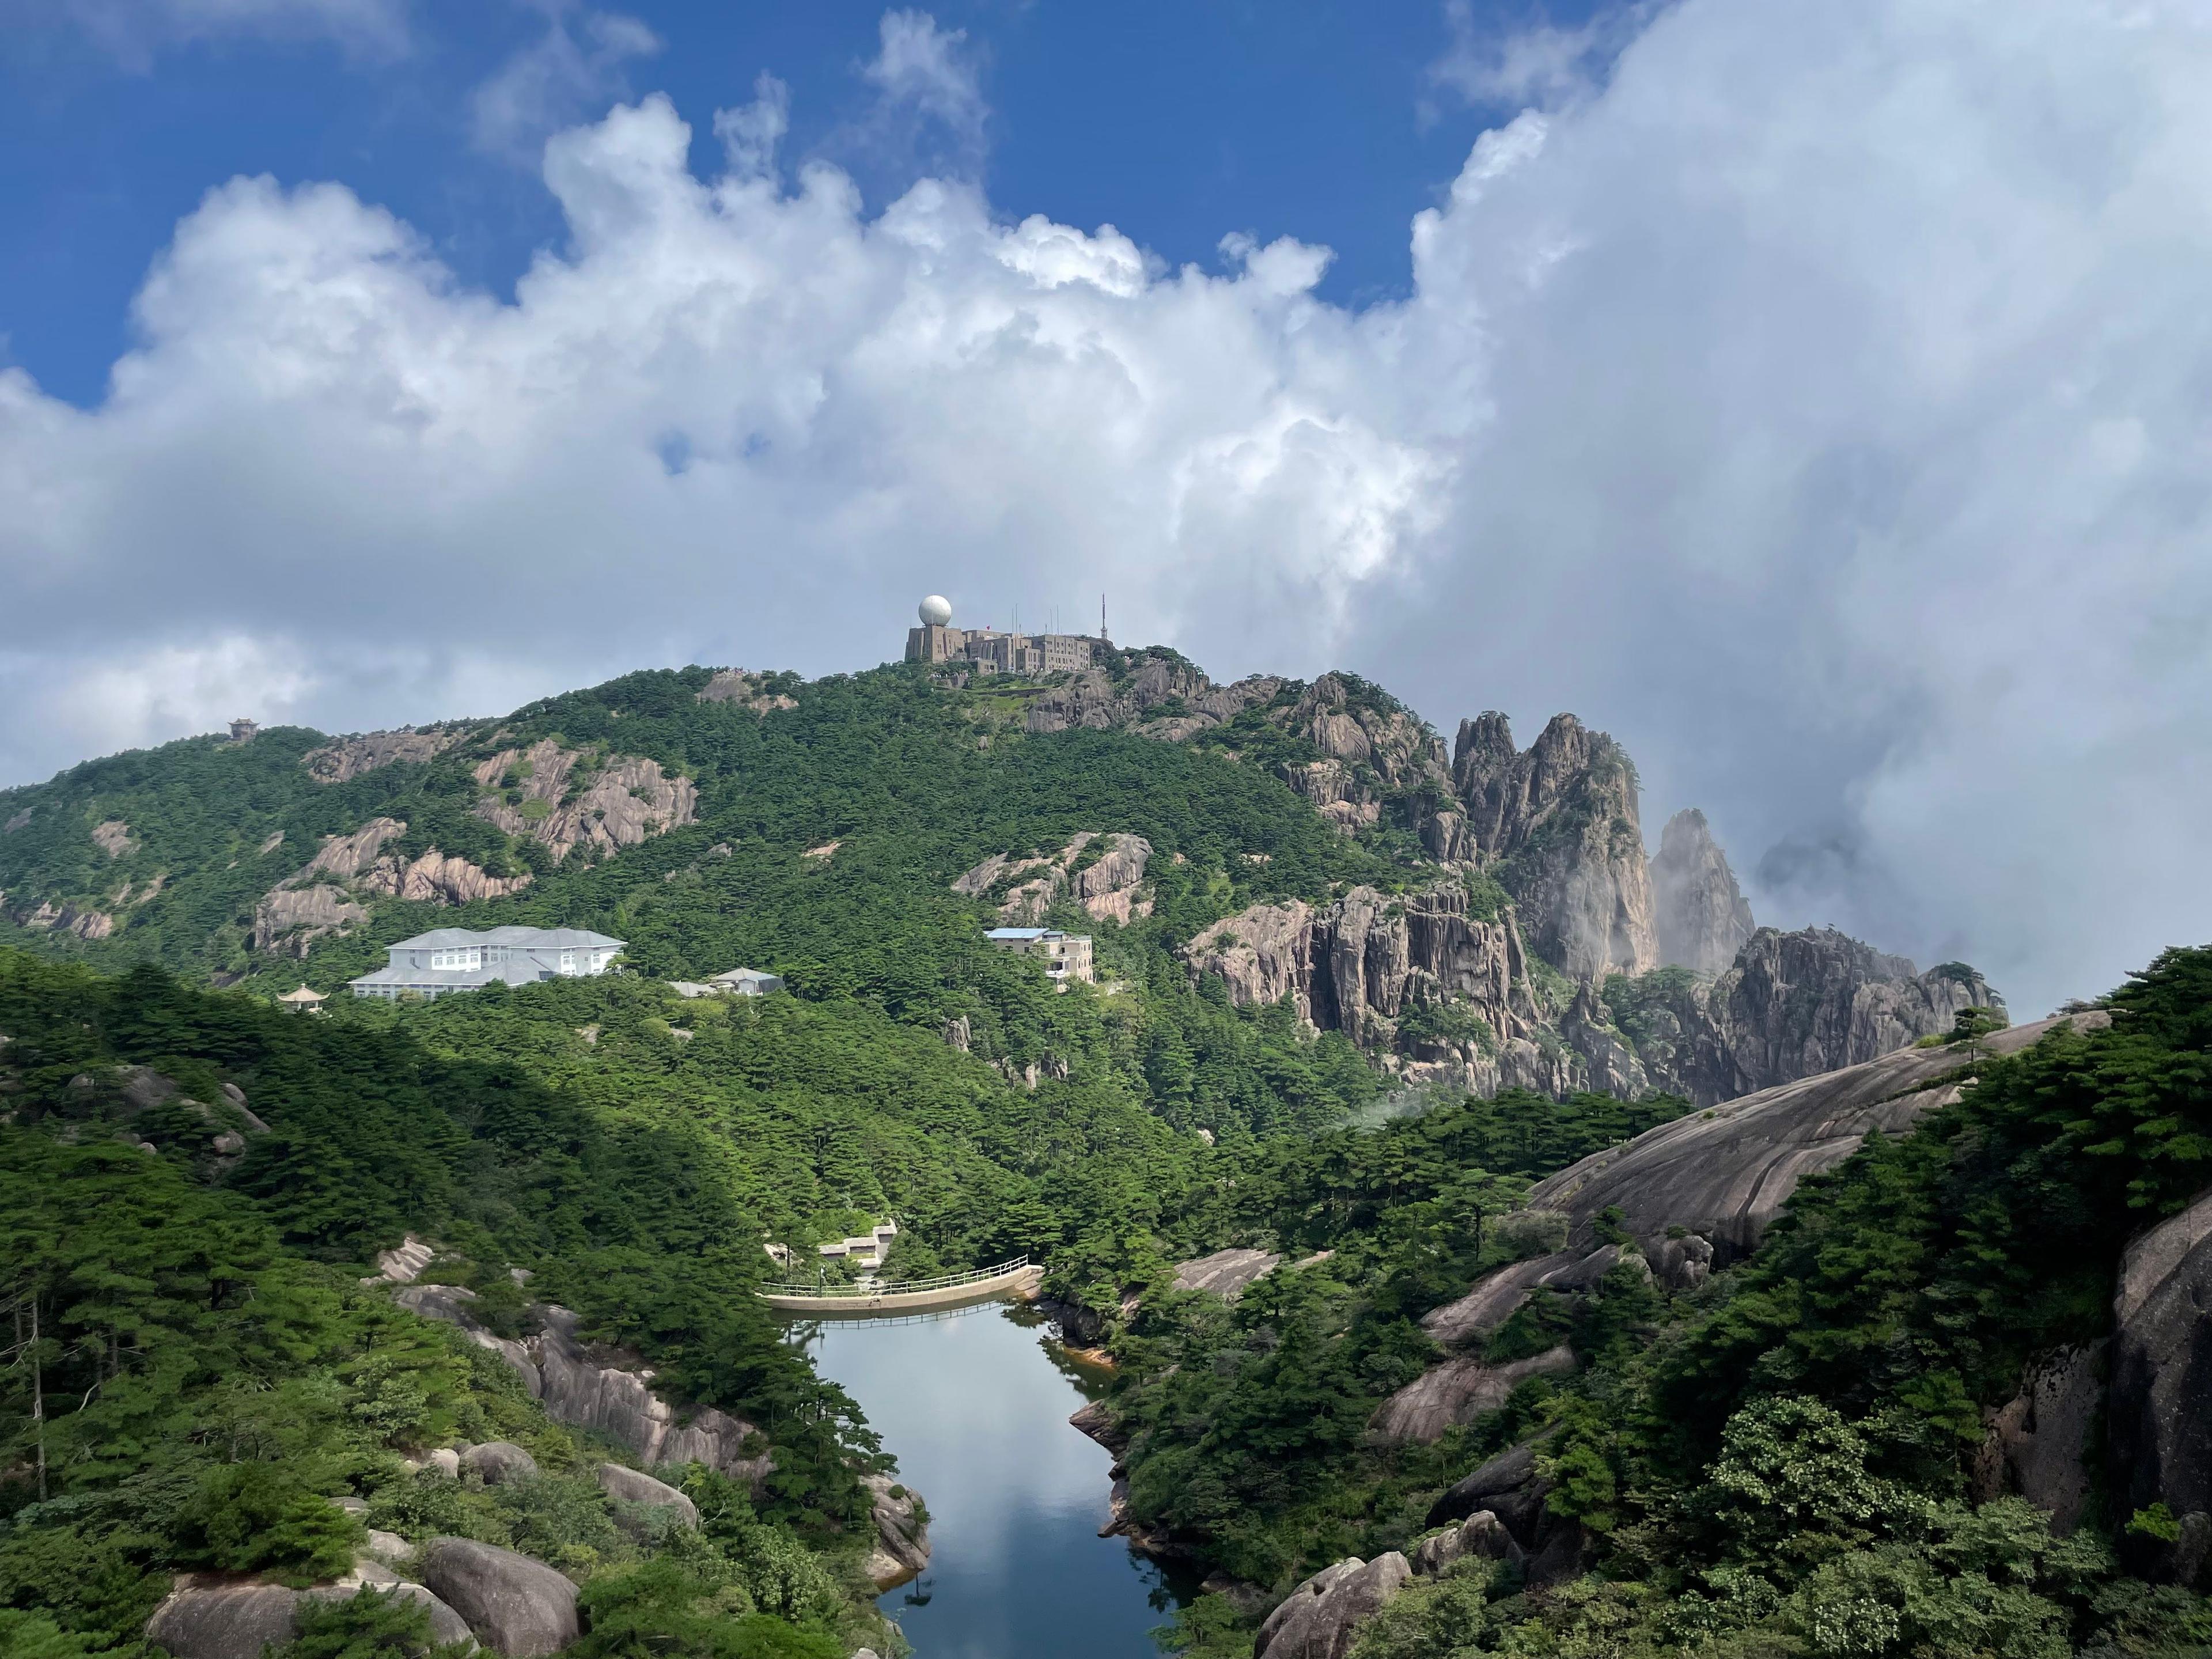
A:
[4,0,2212,1016]
[846,9,988,180]
[34,0,412,63]
[1425,0,1656,114]
[469,3,662,163]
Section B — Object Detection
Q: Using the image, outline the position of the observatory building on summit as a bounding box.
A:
[904,595,1105,676]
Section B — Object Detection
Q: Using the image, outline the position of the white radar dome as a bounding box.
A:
[918,595,953,627]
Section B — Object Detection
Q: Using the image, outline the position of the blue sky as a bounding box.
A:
[3,0,2210,1014]
[1,2,1593,408]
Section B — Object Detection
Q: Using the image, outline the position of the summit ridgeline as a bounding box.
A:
[0,647,1995,1108]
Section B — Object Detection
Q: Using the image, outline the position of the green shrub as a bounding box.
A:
[171,1463,360,1585]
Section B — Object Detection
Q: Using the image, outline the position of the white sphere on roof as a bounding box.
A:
[919,594,953,626]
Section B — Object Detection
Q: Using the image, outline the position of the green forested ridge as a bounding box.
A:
[1127,947,2212,1657]
[6,658,2206,1657]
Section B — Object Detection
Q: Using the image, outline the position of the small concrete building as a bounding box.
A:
[816,1219,900,1266]
[349,926,623,1000]
[986,926,1094,985]
[670,968,786,999]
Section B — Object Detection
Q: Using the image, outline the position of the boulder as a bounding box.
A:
[1253,1552,1412,1659]
[1429,1438,1550,1535]
[597,1462,699,1528]
[365,1529,414,1567]
[460,1442,539,1486]
[427,1448,461,1479]
[1370,1346,1578,1446]
[421,1538,579,1657]
[1172,1248,1283,1300]
[862,1473,933,1589]
[371,1237,437,1285]
[144,1584,302,1658]
[1409,1509,1519,1577]
[2110,1189,2212,1585]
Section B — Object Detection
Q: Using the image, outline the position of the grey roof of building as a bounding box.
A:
[986,927,1052,940]
[388,926,624,950]
[707,967,783,983]
[349,959,550,990]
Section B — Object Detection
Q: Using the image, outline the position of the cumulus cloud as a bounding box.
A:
[28,0,412,63]
[3,0,2210,1014]
[469,2,662,162]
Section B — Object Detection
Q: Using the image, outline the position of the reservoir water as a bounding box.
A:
[801,1301,1191,1658]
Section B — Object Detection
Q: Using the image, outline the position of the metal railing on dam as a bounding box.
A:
[755,1256,1043,1316]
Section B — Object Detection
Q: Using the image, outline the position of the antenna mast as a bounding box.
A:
[1100,594,1108,642]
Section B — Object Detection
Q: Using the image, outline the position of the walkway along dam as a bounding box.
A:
[755,1255,1044,1316]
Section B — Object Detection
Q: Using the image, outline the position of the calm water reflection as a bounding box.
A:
[800,1301,1190,1658]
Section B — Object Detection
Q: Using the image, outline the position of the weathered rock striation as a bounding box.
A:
[393,1287,774,1494]
[473,740,697,862]
[1611,926,2006,1104]
[953,832,1153,924]
[1173,1248,1285,1300]
[1650,808,1755,975]
[1452,713,1658,982]
[252,816,529,954]
[1179,882,1571,1094]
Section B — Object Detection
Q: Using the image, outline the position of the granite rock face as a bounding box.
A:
[1452,713,1658,982]
[953,832,1153,925]
[696,670,798,713]
[1370,1346,1578,1446]
[1528,1010,2101,1262]
[1971,1344,2104,1536]
[459,1441,539,1485]
[252,816,529,953]
[301,728,461,784]
[2110,1188,2212,1585]
[1650,809,1756,975]
[1180,882,1575,1096]
[472,740,698,863]
[1410,1510,1518,1576]
[862,1472,933,1588]
[1253,1552,1412,1659]
[421,1538,579,1657]
[1421,1245,1644,1349]
[1615,927,2005,1104]
[393,1289,774,1494]
[1173,1248,1284,1300]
